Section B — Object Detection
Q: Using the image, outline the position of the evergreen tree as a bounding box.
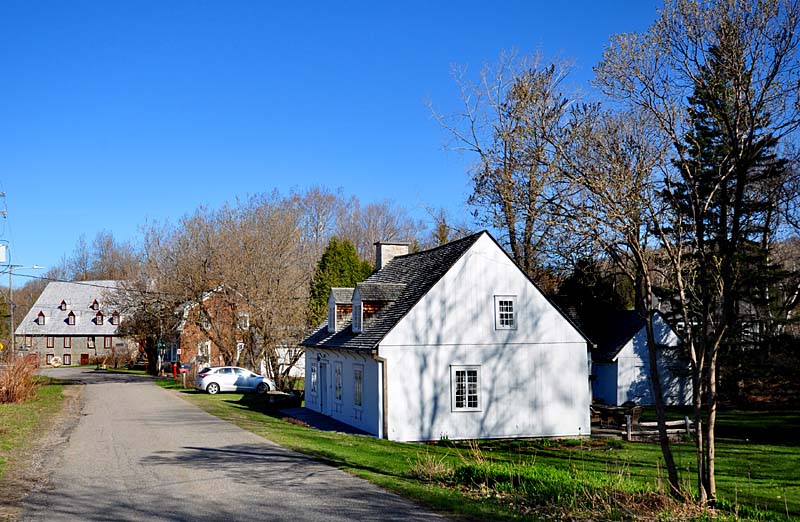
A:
[308,238,373,326]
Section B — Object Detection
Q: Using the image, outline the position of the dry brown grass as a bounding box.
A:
[0,355,39,404]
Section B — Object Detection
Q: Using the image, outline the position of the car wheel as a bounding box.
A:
[256,382,269,394]
[206,382,220,395]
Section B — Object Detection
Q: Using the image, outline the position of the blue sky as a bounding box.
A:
[0,0,661,275]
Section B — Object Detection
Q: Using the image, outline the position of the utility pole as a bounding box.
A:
[7,262,45,355]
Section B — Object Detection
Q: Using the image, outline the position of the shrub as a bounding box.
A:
[407,451,453,483]
[0,354,39,404]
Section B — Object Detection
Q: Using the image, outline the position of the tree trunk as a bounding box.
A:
[643,313,683,499]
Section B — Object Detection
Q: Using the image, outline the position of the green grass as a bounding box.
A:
[0,378,66,480]
[157,383,800,520]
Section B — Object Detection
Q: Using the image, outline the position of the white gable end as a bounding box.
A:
[382,233,584,347]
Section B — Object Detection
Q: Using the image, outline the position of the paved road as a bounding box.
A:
[23,367,444,521]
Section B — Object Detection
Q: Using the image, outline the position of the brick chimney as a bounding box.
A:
[375,241,410,270]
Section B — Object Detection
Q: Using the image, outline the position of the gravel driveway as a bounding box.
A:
[22,367,445,521]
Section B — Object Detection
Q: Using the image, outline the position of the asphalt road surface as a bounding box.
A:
[22,367,445,521]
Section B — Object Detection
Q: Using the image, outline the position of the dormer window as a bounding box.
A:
[95,312,104,325]
[111,312,120,326]
[90,299,100,311]
[37,311,46,325]
[67,311,76,325]
[60,300,68,311]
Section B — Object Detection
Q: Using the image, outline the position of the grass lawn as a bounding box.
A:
[157,379,799,520]
[0,378,66,481]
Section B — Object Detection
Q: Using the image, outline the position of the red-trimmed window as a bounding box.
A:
[90,299,99,311]
[87,336,95,348]
[46,353,54,365]
[37,311,46,325]
[64,337,71,348]
[67,312,76,325]
[47,336,54,348]
[111,312,120,326]
[60,300,68,311]
[95,312,104,325]
[24,335,32,347]
[104,336,112,348]
[63,354,72,365]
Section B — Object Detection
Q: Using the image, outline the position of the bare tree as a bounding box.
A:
[595,0,800,503]
[557,106,684,497]
[431,50,577,282]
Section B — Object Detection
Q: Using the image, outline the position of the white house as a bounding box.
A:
[590,311,692,406]
[302,231,592,442]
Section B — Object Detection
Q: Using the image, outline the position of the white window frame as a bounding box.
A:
[352,302,363,333]
[96,312,104,325]
[38,312,46,325]
[494,295,517,330]
[310,363,318,395]
[334,361,343,402]
[450,365,481,412]
[87,336,95,348]
[67,312,76,326]
[111,312,120,325]
[353,363,363,408]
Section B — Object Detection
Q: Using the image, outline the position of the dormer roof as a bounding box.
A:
[330,288,355,304]
[354,283,405,302]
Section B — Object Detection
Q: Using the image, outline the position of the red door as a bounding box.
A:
[80,353,89,365]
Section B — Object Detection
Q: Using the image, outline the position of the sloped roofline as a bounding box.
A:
[374,230,591,348]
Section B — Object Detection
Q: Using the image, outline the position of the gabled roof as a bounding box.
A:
[303,232,484,351]
[581,309,654,362]
[330,288,355,304]
[15,280,122,336]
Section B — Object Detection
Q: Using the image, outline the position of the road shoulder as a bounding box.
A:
[0,382,83,521]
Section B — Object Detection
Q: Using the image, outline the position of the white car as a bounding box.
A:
[194,366,276,395]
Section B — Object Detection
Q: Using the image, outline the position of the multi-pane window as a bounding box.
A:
[96,312,104,325]
[37,312,46,325]
[47,336,54,348]
[104,336,112,348]
[451,366,481,411]
[494,296,516,330]
[87,336,95,348]
[334,362,343,401]
[64,337,72,348]
[353,364,363,407]
[111,312,120,325]
[310,364,318,395]
[63,354,72,365]
[67,312,76,325]
[46,353,54,365]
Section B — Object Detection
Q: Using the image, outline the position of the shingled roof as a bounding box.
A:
[15,280,122,336]
[302,231,484,351]
[582,310,647,362]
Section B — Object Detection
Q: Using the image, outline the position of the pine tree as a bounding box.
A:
[308,238,373,327]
